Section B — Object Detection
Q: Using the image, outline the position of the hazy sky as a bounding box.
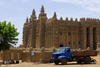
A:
[0,0,100,47]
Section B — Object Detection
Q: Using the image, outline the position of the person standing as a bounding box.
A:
[80,57,84,65]
[6,60,9,64]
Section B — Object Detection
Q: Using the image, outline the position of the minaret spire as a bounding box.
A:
[41,5,44,13]
[60,17,63,20]
[52,12,57,20]
[53,12,57,18]
[29,18,31,23]
[26,17,28,23]
[31,9,37,20]
[39,5,46,19]
[32,9,36,16]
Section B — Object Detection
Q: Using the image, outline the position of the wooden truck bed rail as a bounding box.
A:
[72,50,98,56]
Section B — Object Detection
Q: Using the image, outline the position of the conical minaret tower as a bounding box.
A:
[31,9,37,20]
[36,5,47,48]
[32,9,36,16]
[38,5,47,19]
[41,5,45,13]
[23,17,29,48]
[27,9,37,48]
[53,12,57,20]
[26,17,28,23]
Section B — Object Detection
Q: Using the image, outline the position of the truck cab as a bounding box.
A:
[51,47,97,65]
[51,47,71,65]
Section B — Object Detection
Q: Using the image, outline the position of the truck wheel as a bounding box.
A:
[77,60,81,64]
[61,58,67,65]
[54,61,59,65]
[93,59,97,64]
[84,57,91,64]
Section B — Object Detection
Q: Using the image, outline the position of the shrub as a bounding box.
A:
[49,47,58,52]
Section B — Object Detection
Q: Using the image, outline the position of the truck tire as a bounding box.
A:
[54,61,59,65]
[93,59,97,64]
[91,58,97,64]
[61,58,67,65]
[77,60,81,64]
[84,57,91,64]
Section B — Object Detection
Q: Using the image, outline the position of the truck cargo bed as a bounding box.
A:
[72,50,98,56]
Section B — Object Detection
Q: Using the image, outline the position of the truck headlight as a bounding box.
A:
[58,56,62,59]
[52,57,54,59]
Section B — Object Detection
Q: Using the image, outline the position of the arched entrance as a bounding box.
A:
[60,42,63,47]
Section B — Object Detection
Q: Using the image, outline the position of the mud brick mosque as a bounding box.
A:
[22,5,100,50]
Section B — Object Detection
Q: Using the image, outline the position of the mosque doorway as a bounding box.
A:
[60,42,63,47]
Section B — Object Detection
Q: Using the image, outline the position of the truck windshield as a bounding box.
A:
[57,48,65,52]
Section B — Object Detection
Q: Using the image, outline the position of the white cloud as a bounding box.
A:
[52,0,100,13]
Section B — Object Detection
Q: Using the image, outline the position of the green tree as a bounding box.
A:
[0,21,19,51]
[49,47,58,52]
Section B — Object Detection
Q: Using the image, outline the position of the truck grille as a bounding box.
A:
[56,54,61,58]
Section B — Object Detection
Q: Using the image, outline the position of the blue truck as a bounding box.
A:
[51,47,97,65]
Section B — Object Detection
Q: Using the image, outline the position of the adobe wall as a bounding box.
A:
[2,47,99,63]
[2,47,55,63]
[0,51,3,60]
[44,51,52,62]
[32,47,53,63]
[32,51,41,62]
[3,49,23,61]
[21,52,30,62]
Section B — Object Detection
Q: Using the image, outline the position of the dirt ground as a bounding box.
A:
[1,56,100,67]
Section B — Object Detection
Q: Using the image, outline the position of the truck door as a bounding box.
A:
[65,49,71,58]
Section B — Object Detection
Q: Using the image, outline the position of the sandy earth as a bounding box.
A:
[0,56,100,67]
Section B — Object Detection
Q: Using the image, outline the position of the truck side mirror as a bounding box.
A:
[67,49,70,52]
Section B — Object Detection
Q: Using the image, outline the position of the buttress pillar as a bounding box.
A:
[96,28,99,50]
[71,31,73,49]
[81,27,87,49]
[89,27,93,50]
[76,30,78,49]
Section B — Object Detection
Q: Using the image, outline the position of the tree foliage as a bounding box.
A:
[49,47,58,52]
[0,21,19,51]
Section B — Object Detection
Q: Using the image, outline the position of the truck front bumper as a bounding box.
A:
[50,58,61,63]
